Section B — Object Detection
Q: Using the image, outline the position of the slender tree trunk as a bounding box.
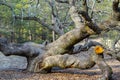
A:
[52,31,55,42]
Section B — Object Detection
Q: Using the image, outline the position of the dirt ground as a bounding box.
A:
[0,59,120,80]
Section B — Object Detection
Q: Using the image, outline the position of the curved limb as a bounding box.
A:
[32,49,113,80]
[38,54,96,73]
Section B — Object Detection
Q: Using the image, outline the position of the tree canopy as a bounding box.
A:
[0,0,118,44]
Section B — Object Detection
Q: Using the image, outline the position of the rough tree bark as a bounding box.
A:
[0,37,46,70]
[26,1,119,80]
[0,37,113,80]
[0,0,120,80]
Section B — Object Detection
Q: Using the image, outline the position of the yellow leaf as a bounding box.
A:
[94,45,104,55]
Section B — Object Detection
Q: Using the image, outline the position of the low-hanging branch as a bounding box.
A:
[15,16,52,30]
[0,2,64,35]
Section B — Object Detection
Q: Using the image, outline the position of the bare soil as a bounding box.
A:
[0,59,120,80]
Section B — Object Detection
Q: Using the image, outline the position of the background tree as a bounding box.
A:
[0,0,116,44]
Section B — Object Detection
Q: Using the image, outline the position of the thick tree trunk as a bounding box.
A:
[32,47,113,80]
[0,37,115,80]
[17,0,119,79]
[0,1,120,80]
[0,37,46,70]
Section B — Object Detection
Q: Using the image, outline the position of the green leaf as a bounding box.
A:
[16,4,23,9]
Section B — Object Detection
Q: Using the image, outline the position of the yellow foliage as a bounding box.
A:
[94,45,104,55]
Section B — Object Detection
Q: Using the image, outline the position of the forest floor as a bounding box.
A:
[0,59,120,80]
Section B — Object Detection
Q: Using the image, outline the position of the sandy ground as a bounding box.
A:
[0,59,119,80]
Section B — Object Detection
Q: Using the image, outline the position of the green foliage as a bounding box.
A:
[0,0,53,43]
[22,0,29,3]
[16,3,23,9]
[0,0,118,44]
